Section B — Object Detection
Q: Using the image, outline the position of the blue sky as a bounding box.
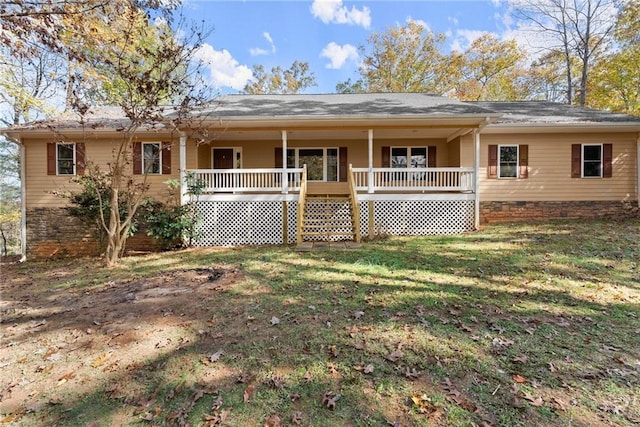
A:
[182,0,522,93]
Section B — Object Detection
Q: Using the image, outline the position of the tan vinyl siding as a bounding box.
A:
[461,132,638,202]
[24,134,179,209]
[197,138,451,169]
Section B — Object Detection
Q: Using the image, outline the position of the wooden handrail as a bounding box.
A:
[296,165,307,244]
[347,164,361,243]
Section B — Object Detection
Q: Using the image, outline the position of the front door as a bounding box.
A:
[213,148,234,169]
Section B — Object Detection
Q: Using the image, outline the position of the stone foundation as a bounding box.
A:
[26,208,164,260]
[480,200,639,223]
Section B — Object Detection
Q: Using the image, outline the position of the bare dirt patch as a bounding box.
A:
[1,265,241,425]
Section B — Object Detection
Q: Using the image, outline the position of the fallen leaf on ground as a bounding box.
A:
[512,374,527,384]
[411,392,437,414]
[404,367,421,379]
[363,364,374,374]
[209,350,224,363]
[385,350,403,362]
[270,316,280,325]
[322,391,340,410]
[57,372,76,385]
[243,384,255,403]
[512,355,529,364]
[264,414,282,426]
[291,411,303,425]
[91,353,110,368]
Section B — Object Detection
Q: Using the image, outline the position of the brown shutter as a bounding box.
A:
[76,143,86,175]
[519,144,528,179]
[339,147,347,182]
[275,147,283,168]
[571,144,581,178]
[161,142,171,174]
[133,142,142,175]
[488,145,498,179]
[382,146,390,167]
[47,143,56,175]
[602,143,612,178]
[427,146,437,168]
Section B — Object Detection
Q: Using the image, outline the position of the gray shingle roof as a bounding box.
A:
[191,93,496,118]
[4,95,640,134]
[472,101,640,124]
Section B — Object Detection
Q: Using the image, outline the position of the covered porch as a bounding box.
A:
[179,125,485,246]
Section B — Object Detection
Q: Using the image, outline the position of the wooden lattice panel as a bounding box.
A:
[193,201,284,246]
[372,200,474,235]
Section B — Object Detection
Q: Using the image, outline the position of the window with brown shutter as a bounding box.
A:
[48,142,83,175]
[488,145,498,178]
[76,143,86,175]
[518,145,528,179]
[47,143,56,175]
[339,147,347,182]
[488,144,528,179]
[382,146,390,167]
[161,142,171,175]
[602,143,612,178]
[428,146,437,168]
[133,142,142,175]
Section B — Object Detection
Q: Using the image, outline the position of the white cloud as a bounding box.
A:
[447,16,459,26]
[250,32,276,56]
[320,42,358,69]
[194,44,253,90]
[450,29,488,53]
[407,17,430,31]
[311,0,371,29]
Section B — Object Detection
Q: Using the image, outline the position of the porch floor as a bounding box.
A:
[294,241,363,252]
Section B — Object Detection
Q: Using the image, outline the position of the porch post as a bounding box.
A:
[179,133,187,206]
[281,130,288,194]
[368,129,374,193]
[474,130,480,229]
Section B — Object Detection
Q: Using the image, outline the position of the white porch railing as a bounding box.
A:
[187,168,303,193]
[352,167,475,192]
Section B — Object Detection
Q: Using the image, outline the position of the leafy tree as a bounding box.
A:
[51,5,213,266]
[351,21,454,94]
[587,0,640,115]
[243,61,317,94]
[335,78,368,94]
[0,139,20,255]
[510,0,618,105]
[453,34,530,101]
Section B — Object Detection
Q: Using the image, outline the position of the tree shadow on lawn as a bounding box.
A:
[2,218,638,425]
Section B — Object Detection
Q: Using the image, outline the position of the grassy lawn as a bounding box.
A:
[1,218,639,426]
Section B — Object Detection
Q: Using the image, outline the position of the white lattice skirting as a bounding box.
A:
[361,199,475,236]
[192,198,475,246]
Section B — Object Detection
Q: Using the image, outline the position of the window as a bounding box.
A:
[143,142,161,174]
[57,143,75,175]
[47,142,85,176]
[583,145,602,177]
[571,143,612,178]
[498,145,518,178]
[382,146,436,169]
[488,144,528,179]
[284,148,340,182]
[133,141,171,175]
[391,147,427,168]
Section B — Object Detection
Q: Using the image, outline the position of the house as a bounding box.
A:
[3,93,640,259]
